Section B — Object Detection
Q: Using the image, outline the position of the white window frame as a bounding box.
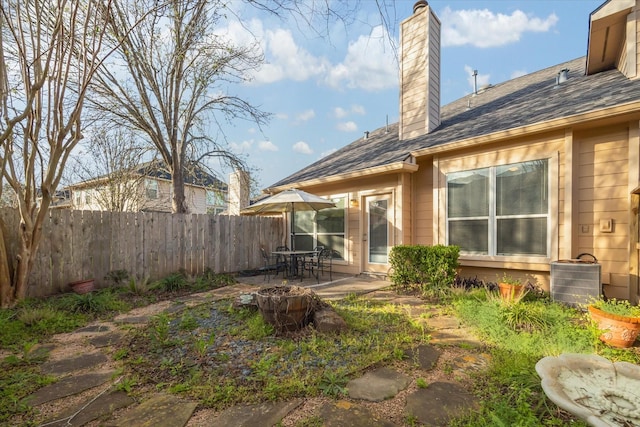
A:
[442,155,557,265]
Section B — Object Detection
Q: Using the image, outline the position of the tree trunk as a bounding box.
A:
[171,156,188,213]
[13,243,30,302]
[0,220,14,308]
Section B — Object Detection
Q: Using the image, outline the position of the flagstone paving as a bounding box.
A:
[17,278,488,426]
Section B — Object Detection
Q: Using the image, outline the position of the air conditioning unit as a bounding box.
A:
[550,253,601,307]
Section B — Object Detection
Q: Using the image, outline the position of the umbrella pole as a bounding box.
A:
[290,204,295,250]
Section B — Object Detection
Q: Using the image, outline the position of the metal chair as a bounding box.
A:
[316,248,333,282]
[275,245,290,277]
[260,247,287,282]
[300,246,322,279]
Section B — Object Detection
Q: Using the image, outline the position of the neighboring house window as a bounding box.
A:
[85,191,92,205]
[146,179,158,199]
[446,159,549,256]
[293,196,345,260]
[206,190,226,214]
[75,192,82,207]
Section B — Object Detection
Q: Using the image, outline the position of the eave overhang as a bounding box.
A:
[266,161,419,193]
[410,100,640,158]
[586,0,635,75]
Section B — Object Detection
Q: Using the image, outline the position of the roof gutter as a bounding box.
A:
[411,100,640,158]
[266,161,419,193]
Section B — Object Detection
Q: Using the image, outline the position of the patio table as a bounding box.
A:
[271,250,319,280]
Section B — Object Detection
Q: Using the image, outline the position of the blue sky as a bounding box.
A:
[219,0,604,192]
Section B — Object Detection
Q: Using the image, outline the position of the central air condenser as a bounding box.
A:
[550,253,601,307]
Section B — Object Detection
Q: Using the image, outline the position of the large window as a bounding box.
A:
[447,159,549,256]
[293,196,345,260]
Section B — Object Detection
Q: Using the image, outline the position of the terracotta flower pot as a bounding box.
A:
[588,305,640,348]
[69,279,95,294]
[498,282,524,301]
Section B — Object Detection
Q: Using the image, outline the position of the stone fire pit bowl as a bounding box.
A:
[535,353,640,427]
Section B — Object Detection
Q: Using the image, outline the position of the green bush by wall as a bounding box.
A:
[388,245,460,291]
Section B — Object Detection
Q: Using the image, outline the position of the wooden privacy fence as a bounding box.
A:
[0,208,285,297]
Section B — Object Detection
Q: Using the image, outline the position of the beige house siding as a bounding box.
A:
[73,178,210,214]
[413,158,433,245]
[637,8,640,77]
[575,125,631,298]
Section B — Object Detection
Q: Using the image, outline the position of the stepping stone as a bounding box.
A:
[90,331,124,348]
[76,325,111,333]
[210,399,302,426]
[114,316,150,325]
[450,352,492,374]
[429,327,484,347]
[404,381,479,426]
[427,315,462,330]
[41,352,108,375]
[405,344,441,370]
[29,343,56,360]
[318,400,395,427]
[23,371,115,406]
[44,391,134,427]
[164,303,186,315]
[107,393,197,427]
[347,367,410,402]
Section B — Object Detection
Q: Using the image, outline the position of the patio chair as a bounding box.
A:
[301,246,324,280]
[260,247,287,282]
[316,248,333,282]
[275,245,290,276]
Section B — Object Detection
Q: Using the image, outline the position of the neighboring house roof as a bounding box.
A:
[136,161,228,190]
[270,57,640,189]
[68,160,228,191]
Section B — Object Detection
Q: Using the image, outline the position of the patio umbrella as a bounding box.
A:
[240,188,336,249]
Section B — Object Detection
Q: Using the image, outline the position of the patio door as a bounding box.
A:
[363,194,392,274]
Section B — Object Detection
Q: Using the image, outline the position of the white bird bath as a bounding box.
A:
[536,353,640,427]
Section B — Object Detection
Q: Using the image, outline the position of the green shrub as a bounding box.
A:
[388,245,459,291]
[155,272,189,292]
[104,269,129,286]
[59,290,128,315]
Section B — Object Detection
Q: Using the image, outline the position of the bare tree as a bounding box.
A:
[91,0,267,214]
[70,127,152,211]
[0,0,123,307]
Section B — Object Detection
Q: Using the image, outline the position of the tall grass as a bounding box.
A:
[450,290,639,426]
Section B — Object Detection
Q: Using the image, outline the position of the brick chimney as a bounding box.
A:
[399,0,441,140]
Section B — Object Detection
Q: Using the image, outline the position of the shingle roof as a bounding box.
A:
[271,57,640,189]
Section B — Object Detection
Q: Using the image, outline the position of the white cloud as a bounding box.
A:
[337,121,357,132]
[334,104,366,119]
[230,140,253,152]
[351,104,366,115]
[334,107,348,119]
[254,28,329,84]
[258,140,279,152]
[292,141,313,154]
[464,65,490,91]
[441,7,558,48]
[511,70,527,79]
[275,112,288,120]
[218,18,396,92]
[325,25,398,91]
[296,109,315,122]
